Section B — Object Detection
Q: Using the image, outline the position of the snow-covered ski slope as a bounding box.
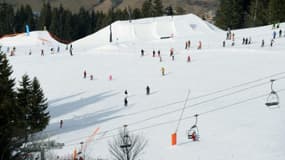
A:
[1,13,285,160]
[73,14,223,51]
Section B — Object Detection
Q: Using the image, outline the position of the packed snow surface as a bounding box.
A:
[1,14,285,160]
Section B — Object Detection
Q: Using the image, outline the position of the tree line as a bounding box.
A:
[0,0,175,42]
[0,51,49,159]
[215,0,285,29]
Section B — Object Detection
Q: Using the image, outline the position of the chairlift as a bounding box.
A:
[265,79,280,108]
[187,114,199,141]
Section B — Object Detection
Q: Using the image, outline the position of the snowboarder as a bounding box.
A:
[187,55,191,62]
[124,97,128,107]
[83,70,87,79]
[261,39,265,47]
[146,86,150,95]
[141,49,144,56]
[222,41,226,47]
[60,120,63,128]
[161,67,165,76]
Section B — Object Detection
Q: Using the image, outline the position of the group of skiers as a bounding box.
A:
[83,70,95,80]
[124,86,150,107]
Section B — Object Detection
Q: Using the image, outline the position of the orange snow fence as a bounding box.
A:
[48,32,71,44]
[0,33,24,39]
[171,133,177,146]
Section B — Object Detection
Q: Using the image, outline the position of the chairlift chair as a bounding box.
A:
[187,114,200,141]
[265,80,280,108]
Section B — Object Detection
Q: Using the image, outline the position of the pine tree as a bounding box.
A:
[215,0,244,29]
[38,2,52,30]
[0,3,15,36]
[132,8,142,19]
[142,0,153,17]
[153,0,164,16]
[29,77,49,133]
[0,52,24,159]
[246,0,269,26]
[17,74,33,141]
[268,0,285,23]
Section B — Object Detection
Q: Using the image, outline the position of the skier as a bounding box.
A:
[261,39,265,47]
[124,97,128,107]
[60,120,63,128]
[187,55,191,62]
[171,55,174,61]
[222,41,225,47]
[50,48,54,54]
[146,86,150,95]
[158,50,161,57]
[141,49,144,56]
[231,33,235,41]
[161,67,165,76]
[57,46,60,53]
[83,70,87,79]
[41,49,44,56]
[170,48,174,57]
[197,41,202,49]
[185,41,188,49]
[187,40,191,49]
[279,29,282,37]
[273,31,277,39]
[90,75,93,80]
[159,56,162,62]
[245,38,248,44]
[242,38,245,45]
[124,90,128,96]
[152,50,155,57]
[69,44,73,56]
[231,40,235,46]
[191,131,197,141]
[270,39,274,47]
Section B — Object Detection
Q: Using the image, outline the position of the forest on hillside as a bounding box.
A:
[0,0,285,42]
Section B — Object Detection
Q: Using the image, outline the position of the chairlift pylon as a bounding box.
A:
[265,79,280,109]
[187,114,199,141]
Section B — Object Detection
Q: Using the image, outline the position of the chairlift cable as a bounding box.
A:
[64,88,285,146]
